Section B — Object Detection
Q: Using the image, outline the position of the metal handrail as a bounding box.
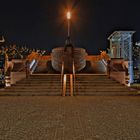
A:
[72,60,76,95]
[61,61,66,96]
[61,60,76,96]
[101,59,107,67]
[61,61,64,84]
[29,59,38,74]
[25,59,38,78]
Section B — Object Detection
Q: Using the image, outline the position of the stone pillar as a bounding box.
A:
[128,37,134,84]
[121,37,125,58]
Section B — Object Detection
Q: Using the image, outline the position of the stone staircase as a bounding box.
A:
[73,74,137,96]
[0,74,62,96]
[0,74,137,96]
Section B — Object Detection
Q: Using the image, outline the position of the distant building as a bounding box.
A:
[133,42,140,69]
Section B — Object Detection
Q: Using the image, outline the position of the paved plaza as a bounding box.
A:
[0,96,140,140]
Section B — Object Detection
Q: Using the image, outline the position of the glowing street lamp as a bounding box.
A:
[66,11,71,37]
[67,11,71,20]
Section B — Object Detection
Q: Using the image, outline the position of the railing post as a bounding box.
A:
[62,74,67,96]
[61,62,64,83]
[72,60,76,95]
[70,74,73,96]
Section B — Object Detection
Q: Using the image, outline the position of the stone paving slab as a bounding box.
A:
[0,96,140,140]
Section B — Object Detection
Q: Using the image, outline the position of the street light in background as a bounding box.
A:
[67,11,71,20]
[67,11,71,37]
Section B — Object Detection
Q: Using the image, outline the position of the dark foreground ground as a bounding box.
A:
[0,96,140,140]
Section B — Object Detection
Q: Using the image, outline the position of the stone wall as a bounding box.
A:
[110,72,126,85]
[11,72,26,85]
[51,47,87,73]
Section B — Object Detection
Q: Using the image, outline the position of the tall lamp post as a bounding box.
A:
[67,11,71,37]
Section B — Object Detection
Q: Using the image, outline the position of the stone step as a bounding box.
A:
[75,81,119,84]
[75,75,107,77]
[66,83,124,89]
[7,87,128,91]
[19,79,61,81]
[5,88,132,93]
[74,88,128,91]
[12,84,62,87]
[30,74,61,76]
[30,75,60,77]
[75,77,107,79]
[74,86,128,89]
[17,81,61,84]
[14,81,121,87]
[0,88,61,92]
[0,91,136,96]
[6,86,62,89]
[75,83,119,86]
[75,78,115,80]
[6,87,62,90]
[75,80,113,82]
[29,76,61,79]
[74,91,137,96]
[26,75,60,78]
[25,79,61,82]
[75,81,118,84]
[74,89,131,92]
[0,91,62,96]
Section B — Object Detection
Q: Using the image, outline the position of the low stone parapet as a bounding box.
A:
[11,72,26,85]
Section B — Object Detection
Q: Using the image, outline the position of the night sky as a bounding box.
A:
[0,0,140,54]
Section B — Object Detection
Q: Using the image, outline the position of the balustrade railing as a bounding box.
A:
[61,60,76,96]
[61,61,66,96]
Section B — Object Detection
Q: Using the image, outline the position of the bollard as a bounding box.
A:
[70,74,73,96]
[5,76,11,87]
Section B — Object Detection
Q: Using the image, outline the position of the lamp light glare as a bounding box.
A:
[67,11,71,19]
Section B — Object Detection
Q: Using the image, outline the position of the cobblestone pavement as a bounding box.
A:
[0,96,140,140]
